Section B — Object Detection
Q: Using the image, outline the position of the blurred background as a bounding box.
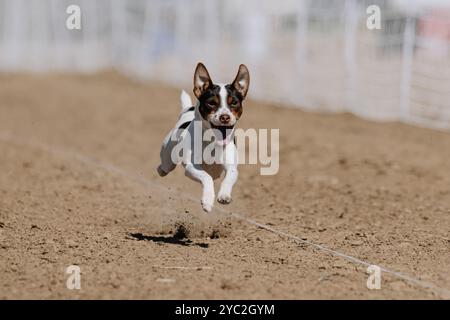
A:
[2,0,450,300]
[0,0,449,129]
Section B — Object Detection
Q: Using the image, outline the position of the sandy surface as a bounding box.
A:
[0,71,449,299]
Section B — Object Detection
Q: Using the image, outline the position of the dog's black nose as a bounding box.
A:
[219,114,230,124]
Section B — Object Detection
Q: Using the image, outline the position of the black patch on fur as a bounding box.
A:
[197,84,221,121]
[185,106,195,113]
[178,121,191,130]
[225,84,244,119]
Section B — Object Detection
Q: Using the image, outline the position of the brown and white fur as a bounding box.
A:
[157,63,250,212]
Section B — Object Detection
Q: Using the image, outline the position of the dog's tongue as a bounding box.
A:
[214,126,233,146]
[217,136,231,146]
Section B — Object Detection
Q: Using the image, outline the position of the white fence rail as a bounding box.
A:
[0,0,449,130]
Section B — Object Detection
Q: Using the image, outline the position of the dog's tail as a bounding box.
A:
[180,90,192,111]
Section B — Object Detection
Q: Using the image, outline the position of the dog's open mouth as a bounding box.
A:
[211,124,234,139]
[210,124,235,142]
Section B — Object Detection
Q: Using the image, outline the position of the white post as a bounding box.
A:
[204,0,219,73]
[50,0,68,70]
[3,0,28,70]
[174,0,191,85]
[30,0,51,71]
[296,0,309,105]
[141,0,161,77]
[344,0,358,113]
[400,16,415,121]
[0,0,6,70]
[80,0,99,71]
[111,0,127,69]
[174,0,188,54]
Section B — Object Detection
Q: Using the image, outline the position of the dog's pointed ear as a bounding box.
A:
[232,64,250,98]
[193,62,212,99]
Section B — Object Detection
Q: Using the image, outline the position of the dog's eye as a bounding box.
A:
[206,102,216,109]
[230,101,239,108]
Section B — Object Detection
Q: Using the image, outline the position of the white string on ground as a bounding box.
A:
[1,131,449,298]
[152,266,213,270]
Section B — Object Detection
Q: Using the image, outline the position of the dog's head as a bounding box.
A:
[193,62,250,145]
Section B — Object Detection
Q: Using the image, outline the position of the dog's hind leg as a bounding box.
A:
[184,163,215,213]
[157,133,179,176]
[158,91,194,177]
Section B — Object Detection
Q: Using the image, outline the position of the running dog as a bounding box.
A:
[157,63,250,212]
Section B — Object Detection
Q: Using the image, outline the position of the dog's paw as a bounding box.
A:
[217,193,232,205]
[201,200,213,213]
[157,165,168,177]
[201,190,215,213]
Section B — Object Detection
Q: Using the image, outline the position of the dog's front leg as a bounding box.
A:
[184,163,215,212]
[217,164,238,204]
[217,144,238,204]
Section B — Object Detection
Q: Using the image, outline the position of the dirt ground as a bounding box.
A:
[0,71,449,299]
